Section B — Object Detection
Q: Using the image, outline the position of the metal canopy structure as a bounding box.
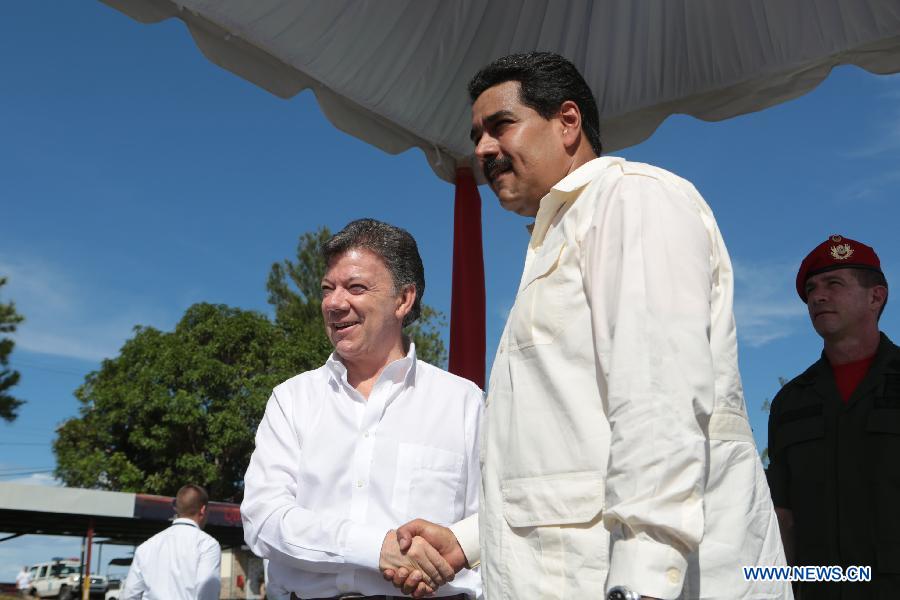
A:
[0,482,244,548]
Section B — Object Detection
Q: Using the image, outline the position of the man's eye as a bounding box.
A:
[349,285,366,293]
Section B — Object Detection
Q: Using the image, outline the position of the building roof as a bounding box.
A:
[0,483,244,547]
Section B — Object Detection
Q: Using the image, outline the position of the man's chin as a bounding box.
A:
[334,339,363,359]
[497,194,539,217]
[495,189,521,211]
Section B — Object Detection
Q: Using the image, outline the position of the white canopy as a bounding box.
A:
[102,0,900,183]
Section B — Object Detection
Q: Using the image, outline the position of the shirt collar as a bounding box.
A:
[530,157,618,248]
[172,517,198,528]
[326,342,418,389]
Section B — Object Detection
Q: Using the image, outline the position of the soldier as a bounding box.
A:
[768,234,895,599]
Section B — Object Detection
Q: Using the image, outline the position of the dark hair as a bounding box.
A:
[175,484,209,517]
[468,51,602,156]
[322,219,425,327]
[851,268,889,319]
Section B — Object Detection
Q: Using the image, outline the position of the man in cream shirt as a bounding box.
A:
[389,53,790,600]
[241,219,482,600]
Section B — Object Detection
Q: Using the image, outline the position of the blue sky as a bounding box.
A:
[2,2,899,580]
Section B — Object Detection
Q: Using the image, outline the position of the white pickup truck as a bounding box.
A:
[27,559,107,599]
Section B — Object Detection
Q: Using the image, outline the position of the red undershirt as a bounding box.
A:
[831,355,876,403]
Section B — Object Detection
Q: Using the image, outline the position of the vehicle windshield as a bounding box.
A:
[51,565,80,576]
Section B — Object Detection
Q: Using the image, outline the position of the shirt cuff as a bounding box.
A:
[341,522,389,571]
[449,514,480,568]
[606,535,688,600]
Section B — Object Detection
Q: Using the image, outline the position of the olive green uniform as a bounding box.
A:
[768,334,900,599]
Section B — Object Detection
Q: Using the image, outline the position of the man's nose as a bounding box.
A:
[474,132,499,160]
[808,286,827,303]
[323,289,349,312]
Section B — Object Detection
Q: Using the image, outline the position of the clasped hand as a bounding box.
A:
[380,519,468,598]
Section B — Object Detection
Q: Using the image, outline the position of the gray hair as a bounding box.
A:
[322,219,425,327]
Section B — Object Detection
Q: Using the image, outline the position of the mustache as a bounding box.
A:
[483,156,513,182]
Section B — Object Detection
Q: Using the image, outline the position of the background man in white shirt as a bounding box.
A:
[15,565,31,598]
[388,52,790,600]
[122,484,221,600]
[241,219,482,600]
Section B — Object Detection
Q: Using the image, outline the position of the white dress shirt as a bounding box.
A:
[121,518,221,600]
[241,344,483,599]
[16,569,31,591]
[466,157,790,599]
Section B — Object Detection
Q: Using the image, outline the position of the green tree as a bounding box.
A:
[0,276,24,422]
[53,303,323,500]
[268,226,448,366]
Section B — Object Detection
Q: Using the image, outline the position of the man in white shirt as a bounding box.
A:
[241,219,482,600]
[15,566,31,598]
[389,52,790,600]
[122,484,221,600]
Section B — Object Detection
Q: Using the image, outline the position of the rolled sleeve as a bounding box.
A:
[583,173,713,599]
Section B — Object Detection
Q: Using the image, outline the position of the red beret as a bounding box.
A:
[796,234,882,302]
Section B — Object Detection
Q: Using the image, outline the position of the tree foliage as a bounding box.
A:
[0,276,24,422]
[267,226,447,367]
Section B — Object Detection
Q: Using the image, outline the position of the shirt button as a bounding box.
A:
[364,431,370,438]
[356,480,364,488]
[666,567,680,584]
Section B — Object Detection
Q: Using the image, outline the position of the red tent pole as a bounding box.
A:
[448,167,486,388]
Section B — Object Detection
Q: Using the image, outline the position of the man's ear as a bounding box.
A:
[558,100,583,150]
[396,285,417,321]
[871,285,888,313]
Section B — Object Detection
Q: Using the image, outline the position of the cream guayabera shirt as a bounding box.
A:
[450,157,790,600]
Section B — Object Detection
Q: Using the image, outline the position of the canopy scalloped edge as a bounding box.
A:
[101,0,900,184]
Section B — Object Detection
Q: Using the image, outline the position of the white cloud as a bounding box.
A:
[835,168,900,204]
[843,76,900,159]
[496,303,511,321]
[843,121,900,158]
[0,254,170,362]
[732,260,807,347]
[5,473,63,487]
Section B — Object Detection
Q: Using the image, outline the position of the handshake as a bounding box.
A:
[378,519,469,598]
